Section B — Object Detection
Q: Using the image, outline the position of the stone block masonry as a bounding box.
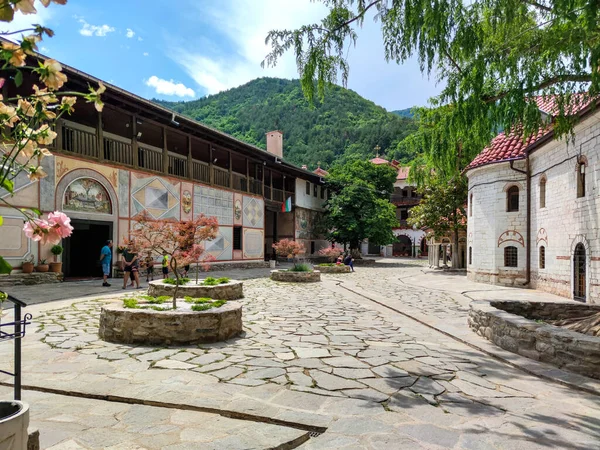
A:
[270,270,321,282]
[469,300,600,379]
[147,280,244,300]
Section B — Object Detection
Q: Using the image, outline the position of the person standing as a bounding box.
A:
[144,253,154,282]
[122,246,140,289]
[99,240,113,287]
[162,252,170,279]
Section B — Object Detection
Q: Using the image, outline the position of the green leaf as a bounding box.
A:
[14,70,23,88]
[0,256,12,275]
[0,4,14,23]
[0,178,13,193]
[30,208,41,217]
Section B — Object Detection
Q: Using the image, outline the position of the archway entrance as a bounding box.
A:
[63,219,113,278]
[573,243,586,302]
[393,235,412,257]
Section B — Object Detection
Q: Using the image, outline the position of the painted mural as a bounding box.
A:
[182,190,192,214]
[243,228,264,259]
[63,178,112,214]
[131,173,180,220]
[295,207,318,240]
[242,196,264,228]
[193,186,233,226]
[204,227,233,260]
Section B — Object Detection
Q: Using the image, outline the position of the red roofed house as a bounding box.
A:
[464,95,598,303]
[362,157,427,258]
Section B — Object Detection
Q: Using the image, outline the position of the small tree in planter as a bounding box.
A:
[318,246,342,263]
[50,244,63,272]
[272,239,307,271]
[129,212,218,309]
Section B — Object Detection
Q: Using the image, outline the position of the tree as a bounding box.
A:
[272,239,306,270]
[407,176,468,268]
[323,160,398,252]
[0,0,105,274]
[264,0,598,170]
[128,213,219,309]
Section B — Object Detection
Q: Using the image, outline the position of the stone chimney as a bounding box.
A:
[266,130,283,158]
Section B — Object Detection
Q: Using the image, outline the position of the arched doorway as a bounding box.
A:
[393,235,412,256]
[574,243,586,301]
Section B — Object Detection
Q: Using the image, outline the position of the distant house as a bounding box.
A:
[464,96,598,303]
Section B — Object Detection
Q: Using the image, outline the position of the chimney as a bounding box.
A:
[266,130,283,158]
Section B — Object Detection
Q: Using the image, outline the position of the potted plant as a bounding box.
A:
[35,259,49,273]
[49,244,63,272]
[21,255,34,274]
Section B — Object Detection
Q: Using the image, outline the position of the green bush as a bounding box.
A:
[216,277,230,284]
[289,263,313,272]
[123,298,138,308]
[184,296,213,304]
[191,299,227,312]
[202,277,219,286]
[163,277,190,285]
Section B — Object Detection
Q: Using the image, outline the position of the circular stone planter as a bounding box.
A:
[0,401,29,450]
[316,265,351,274]
[270,269,321,282]
[99,301,242,345]
[469,300,600,379]
[147,279,243,300]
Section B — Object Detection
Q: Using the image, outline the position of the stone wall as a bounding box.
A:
[491,300,600,321]
[147,280,244,300]
[99,302,243,345]
[270,270,321,283]
[468,300,600,379]
[0,272,62,287]
[316,265,352,274]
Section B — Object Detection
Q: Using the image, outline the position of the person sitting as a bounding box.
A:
[343,253,355,272]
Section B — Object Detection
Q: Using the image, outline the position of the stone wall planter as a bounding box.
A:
[316,265,351,274]
[270,270,321,283]
[469,300,600,379]
[0,272,62,288]
[0,401,29,450]
[147,280,244,300]
[99,302,243,345]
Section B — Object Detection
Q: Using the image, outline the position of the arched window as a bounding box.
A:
[507,186,519,212]
[539,246,545,269]
[468,247,472,265]
[539,177,546,208]
[504,246,518,267]
[577,159,586,198]
[469,193,473,217]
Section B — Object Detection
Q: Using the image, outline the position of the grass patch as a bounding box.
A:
[202,277,219,286]
[191,299,227,312]
[140,305,173,311]
[163,277,190,285]
[184,296,213,304]
[216,277,230,284]
[317,263,336,267]
[123,298,139,308]
[289,263,313,272]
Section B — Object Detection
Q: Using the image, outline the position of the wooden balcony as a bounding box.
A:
[138,145,163,173]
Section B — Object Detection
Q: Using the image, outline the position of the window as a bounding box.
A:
[314,184,318,197]
[306,181,310,195]
[469,194,473,217]
[310,241,315,254]
[468,247,472,265]
[504,246,518,267]
[320,186,325,199]
[539,177,546,208]
[577,160,586,198]
[402,189,408,197]
[400,209,408,221]
[233,227,242,251]
[539,246,545,269]
[507,186,519,212]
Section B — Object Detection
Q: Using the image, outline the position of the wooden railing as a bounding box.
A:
[62,123,98,158]
[192,160,210,184]
[103,136,133,166]
[168,154,187,178]
[249,178,262,195]
[264,186,271,200]
[213,166,230,188]
[138,145,163,173]
[232,172,247,192]
[272,188,284,202]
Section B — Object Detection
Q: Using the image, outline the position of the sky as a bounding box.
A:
[5,0,441,111]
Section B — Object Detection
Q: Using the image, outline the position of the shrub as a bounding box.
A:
[216,277,230,284]
[289,263,313,272]
[50,245,63,256]
[184,297,213,304]
[191,299,227,311]
[123,298,138,309]
[163,277,190,285]
[318,247,341,262]
[202,277,219,286]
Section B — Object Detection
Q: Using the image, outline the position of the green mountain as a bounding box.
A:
[155,78,417,170]
[391,108,414,118]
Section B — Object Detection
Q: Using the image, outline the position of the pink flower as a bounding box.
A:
[48,211,73,238]
[23,218,59,245]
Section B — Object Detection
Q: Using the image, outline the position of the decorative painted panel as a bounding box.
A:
[181,182,193,221]
[233,193,243,225]
[0,215,31,259]
[131,173,180,220]
[118,169,129,217]
[295,207,319,240]
[204,226,233,261]
[193,186,233,226]
[40,155,55,211]
[243,228,264,259]
[63,178,112,214]
[55,156,118,190]
[242,196,264,229]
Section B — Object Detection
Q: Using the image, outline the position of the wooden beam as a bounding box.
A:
[162,126,168,176]
[246,158,250,193]
[229,151,233,189]
[132,114,139,169]
[187,136,193,180]
[209,145,214,185]
[55,118,63,152]
[97,111,103,161]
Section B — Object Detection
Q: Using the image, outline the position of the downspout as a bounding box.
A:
[509,159,531,286]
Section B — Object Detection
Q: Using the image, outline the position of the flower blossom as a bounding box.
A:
[35,124,57,145]
[2,42,27,67]
[40,59,67,90]
[27,165,47,181]
[18,98,35,117]
[48,211,73,238]
[23,211,72,245]
[14,0,36,14]
[0,102,18,127]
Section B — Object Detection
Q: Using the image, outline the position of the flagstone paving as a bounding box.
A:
[1,261,600,448]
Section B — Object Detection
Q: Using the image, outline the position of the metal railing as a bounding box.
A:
[213,166,230,188]
[103,137,133,166]
[62,123,98,158]
[138,145,163,173]
[168,154,187,178]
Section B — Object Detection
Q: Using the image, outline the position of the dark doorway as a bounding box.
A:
[574,243,586,302]
[63,219,113,278]
[393,235,412,256]
[368,241,380,255]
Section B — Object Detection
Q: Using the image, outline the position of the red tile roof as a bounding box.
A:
[370,157,390,165]
[313,166,329,176]
[396,167,410,180]
[465,95,591,171]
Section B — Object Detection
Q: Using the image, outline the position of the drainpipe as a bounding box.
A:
[509,158,531,286]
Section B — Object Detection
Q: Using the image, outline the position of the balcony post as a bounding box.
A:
[55,118,63,151]
[228,151,233,189]
[187,136,193,180]
[97,111,103,161]
[246,159,250,193]
[162,126,168,176]
[132,115,139,169]
[209,145,214,185]
[270,170,273,201]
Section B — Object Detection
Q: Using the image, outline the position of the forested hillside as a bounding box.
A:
[156,78,417,170]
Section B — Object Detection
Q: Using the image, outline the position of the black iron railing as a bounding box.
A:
[0,294,31,400]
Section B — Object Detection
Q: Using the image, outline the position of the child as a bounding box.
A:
[336,254,343,265]
[162,252,169,279]
[145,253,154,282]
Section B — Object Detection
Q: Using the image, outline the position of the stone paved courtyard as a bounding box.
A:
[2,259,600,449]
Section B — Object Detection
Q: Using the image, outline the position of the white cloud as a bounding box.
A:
[0,5,53,38]
[143,52,149,56]
[126,28,135,38]
[145,75,195,97]
[40,46,49,53]
[79,19,115,37]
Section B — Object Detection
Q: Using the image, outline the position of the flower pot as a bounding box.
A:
[0,401,30,450]
[269,260,276,269]
[49,262,62,273]
[35,264,49,273]
[21,262,34,274]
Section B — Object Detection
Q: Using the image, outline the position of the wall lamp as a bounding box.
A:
[275,157,282,164]
[171,112,180,127]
